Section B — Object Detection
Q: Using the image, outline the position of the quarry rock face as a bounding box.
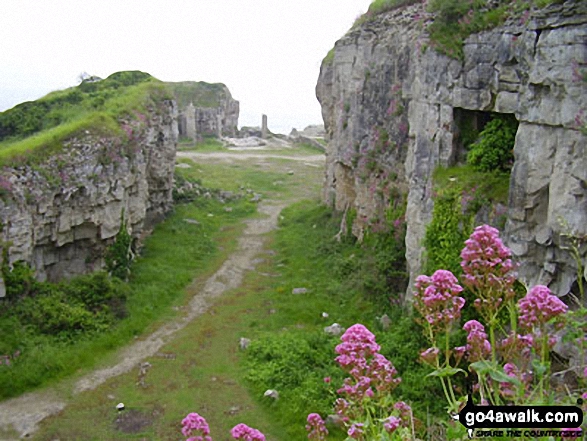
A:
[174,82,239,139]
[0,99,178,282]
[316,1,587,300]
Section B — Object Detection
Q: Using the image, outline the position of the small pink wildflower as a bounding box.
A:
[462,320,491,362]
[306,413,328,441]
[394,401,412,426]
[561,427,583,440]
[181,413,212,441]
[347,422,365,439]
[420,347,439,366]
[383,415,401,433]
[414,270,465,330]
[460,225,516,307]
[500,362,521,398]
[518,285,567,330]
[230,423,265,441]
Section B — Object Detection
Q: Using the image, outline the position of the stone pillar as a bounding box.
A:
[262,114,268,139]
[185,102,196,141]
[217,113,223,138]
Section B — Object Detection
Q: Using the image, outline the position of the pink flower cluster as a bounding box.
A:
[460,320,491,363]
[306,413,328,441]
[335,324,401,401]
[518,285,567,330]
[230,423,266,441]
[414,270,465,329]
[181,413,212,441]
[383,416,400,433]
[348,422,365,439]
[499,362,532,398]
[419,347,439,366]
[460,225,516,302]
[181,414,265,441]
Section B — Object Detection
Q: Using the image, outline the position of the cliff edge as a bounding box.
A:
[317,0,587,300]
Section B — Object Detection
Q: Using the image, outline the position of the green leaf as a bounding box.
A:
[488,367,521,386]
[531,359,549,376]
[427,366,466,378]
[469,360,494,375]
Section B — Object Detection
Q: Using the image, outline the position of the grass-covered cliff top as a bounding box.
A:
[324,0,566,62]
[0,71,172,166]
[167,81,231,109]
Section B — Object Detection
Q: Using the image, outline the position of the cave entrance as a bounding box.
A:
[452,108,519,171]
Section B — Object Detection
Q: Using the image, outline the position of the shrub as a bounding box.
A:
[0,260,38,301]
[104,212,134,280]
[16,291,109,336]
[467,115,518,172]
[61,271,129,319]
[424,187,472,277]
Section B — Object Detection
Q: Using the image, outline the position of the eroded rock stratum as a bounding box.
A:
[0,96,177,283]
[317,0,586,299]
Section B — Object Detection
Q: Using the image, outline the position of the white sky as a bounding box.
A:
[0,0,372,135]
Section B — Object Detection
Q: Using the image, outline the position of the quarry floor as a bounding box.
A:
[0,138,325,440]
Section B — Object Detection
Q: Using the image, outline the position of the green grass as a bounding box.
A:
[0,182,257,400]
[433,163,510,204]
[178,137,226,152]
[176,157,323,201]
[0,74,171,166]
[0,112,121,165]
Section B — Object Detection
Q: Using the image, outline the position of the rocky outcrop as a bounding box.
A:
[317,1,587,300]
[171,82,239,139]
[289,125,326,150]
[0,98,177,283]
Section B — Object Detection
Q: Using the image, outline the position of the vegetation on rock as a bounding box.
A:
[466,114,517,172]
[351,0,566,60]
[0,71,171,166]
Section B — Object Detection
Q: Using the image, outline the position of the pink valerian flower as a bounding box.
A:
[335,325,401,401]
[420,347,440,366]
[334,398,350,421]
[561,428,584,440]
[499,333,535,371]
[460,225,516,312]
[347,422,365,440]
[383,415,401,433]
[335,324,380,367]
[393,401,412,427]
[463,320,491,362]
[413,270,465,330]
[230,423,265,441]
[500,362,522,398]
[181,413,212,441]
[306,413,328,441]
[518,285,567,330]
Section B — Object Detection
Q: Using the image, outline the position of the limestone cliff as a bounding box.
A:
[0,94,177,283]
[317,1,587,300]
[170,82,239,139]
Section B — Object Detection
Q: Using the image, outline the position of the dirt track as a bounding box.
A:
[0,144,324,440]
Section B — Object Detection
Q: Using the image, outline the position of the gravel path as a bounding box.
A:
[0,202,285,440]
[0,142,324,440]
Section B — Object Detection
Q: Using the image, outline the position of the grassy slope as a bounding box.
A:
[0,72,170,166]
